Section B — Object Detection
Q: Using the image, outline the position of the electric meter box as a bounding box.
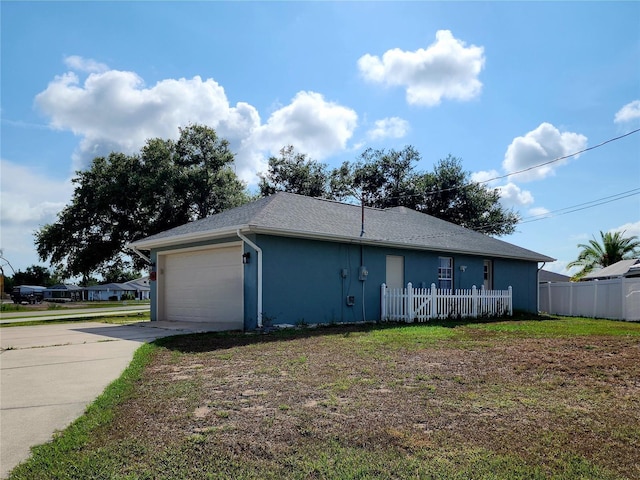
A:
[358,266,369,281]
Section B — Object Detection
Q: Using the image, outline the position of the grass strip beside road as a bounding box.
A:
[8,316,640,480]
[0,313,150,328]
[1,301,150,313]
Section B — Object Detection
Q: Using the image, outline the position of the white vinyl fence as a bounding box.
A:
[539,278,640,321]
[381,283,512,322]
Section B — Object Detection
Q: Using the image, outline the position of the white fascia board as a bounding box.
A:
[127,225,250,251]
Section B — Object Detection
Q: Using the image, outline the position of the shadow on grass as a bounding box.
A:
[152,313,553,354]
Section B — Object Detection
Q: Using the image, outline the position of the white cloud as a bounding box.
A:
[0,159,74,271]
[472,123,587,217]
[249,91,358,161]
[610,220,640,239]
[614,100,640,124]
[544,260,580,277]
[528,207,550,217]
[367,117,409,140]
[495,182,534,209]
[357,30,485,107]
[0,160,72,226]
[470,169,500,186]
[503,122,587,182]
[35,59,358,183]
[63,55,109,73]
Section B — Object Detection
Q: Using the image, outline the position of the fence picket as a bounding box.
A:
[381,283,513,322]
[539,278,639,321]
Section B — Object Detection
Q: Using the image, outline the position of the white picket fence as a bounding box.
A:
[539,278,640,321]
[381,283,512,322]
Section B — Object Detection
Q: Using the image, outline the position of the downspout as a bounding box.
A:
[237,229,263,329]
[537,262,546,313]
[130,246,152,264]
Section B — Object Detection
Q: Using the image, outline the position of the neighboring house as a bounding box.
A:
[129,192,554,331]
[580,258,640,281]
[41,280,149,302]
[539,270,571,283]
[123,276,151,300]
[84,283,139,301]
[43,284,83,302]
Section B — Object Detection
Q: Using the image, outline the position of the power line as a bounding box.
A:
[362,128,640,202]
[340,127,639,237]
[387,187,640,243]
[475,127,640,186]
[517,188,640,225]
[470,188,640,233]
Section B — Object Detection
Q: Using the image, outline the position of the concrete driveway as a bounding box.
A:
[0,320,221,478]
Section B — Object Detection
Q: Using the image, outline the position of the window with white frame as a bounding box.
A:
[438,257,453,290]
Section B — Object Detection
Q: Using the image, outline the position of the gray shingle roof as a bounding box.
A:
[130,192,554,262]
[581,258,640,280]
[539,270,571,283]
[46,284,83,291]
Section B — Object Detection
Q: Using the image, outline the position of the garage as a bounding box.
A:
[158,244,243,327]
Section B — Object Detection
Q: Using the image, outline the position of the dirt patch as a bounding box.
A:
[114,325,640,478]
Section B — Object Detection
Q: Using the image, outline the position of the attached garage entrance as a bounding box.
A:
[157,243,243,328]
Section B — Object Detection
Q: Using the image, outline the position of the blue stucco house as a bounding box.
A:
[129,192,554,330]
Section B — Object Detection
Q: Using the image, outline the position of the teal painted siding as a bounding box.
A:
[252,235,541,328]
[148,233,541,328]
[494,259,539,312]
[256,235,364,328]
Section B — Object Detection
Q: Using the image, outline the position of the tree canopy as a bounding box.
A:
[258,146,332,198]
[260,145,519,236]
[36,125,249,280]
[568,230,640,280]
[8,265,60,288]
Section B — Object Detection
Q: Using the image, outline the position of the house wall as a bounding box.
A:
[493,259,539,313]
[251,235,360,329]
[149,234,541,328]
[86,289,132,301]
[247,235,540,329]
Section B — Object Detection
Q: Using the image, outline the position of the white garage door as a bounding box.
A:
[160,245,243,327]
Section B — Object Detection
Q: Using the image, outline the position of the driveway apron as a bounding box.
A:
[0,322,182,478]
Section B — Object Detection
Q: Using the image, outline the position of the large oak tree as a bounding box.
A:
[36,125,249,280]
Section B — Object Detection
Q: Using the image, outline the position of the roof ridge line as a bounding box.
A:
[271,191,386,212]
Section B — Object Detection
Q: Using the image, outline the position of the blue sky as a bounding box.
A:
[2,1,639,277]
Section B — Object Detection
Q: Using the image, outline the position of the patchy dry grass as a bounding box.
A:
[10,317,640,479]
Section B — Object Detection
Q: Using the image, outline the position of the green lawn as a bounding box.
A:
[9,316,640,480]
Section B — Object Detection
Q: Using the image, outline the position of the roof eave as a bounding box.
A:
[249,226,555,263]
[128,224,554,263]
[127,225,250,250]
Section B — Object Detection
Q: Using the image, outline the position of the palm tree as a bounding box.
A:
[568,230,640,280]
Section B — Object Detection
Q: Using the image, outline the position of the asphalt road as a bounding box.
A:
[0,305,149,324]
